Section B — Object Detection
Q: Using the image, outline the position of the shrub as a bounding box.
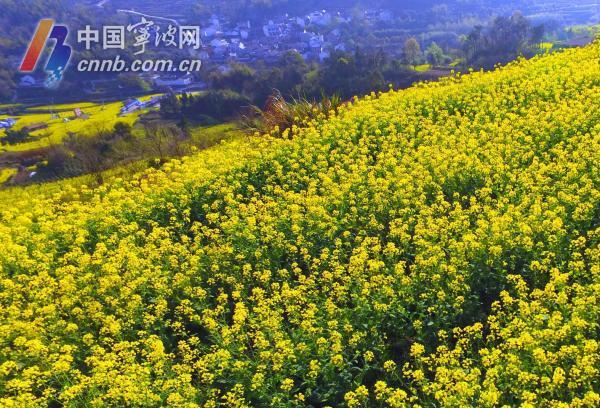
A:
[241,90,343,137]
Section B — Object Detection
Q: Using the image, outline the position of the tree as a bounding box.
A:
[425,42,445,66]
[463,26,484,64]
[181,92,190,109]
[210,63,256,95]
[113,122,133,140]
[143,124,188,163]
[1,129,29,145]
[280,51,309,95]
[463,13,543,69]
[403,37,422,66]
[160,90,182,119]
[43,145,71,178]
[254,68,284,106]
[118,74,150,91]
[186,90,251,121]
[0,56,15,102]
[64,131,111,183]
[530,24,546,45]
[178,116,191,139]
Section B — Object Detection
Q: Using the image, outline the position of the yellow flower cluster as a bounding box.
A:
[0,42,598,406]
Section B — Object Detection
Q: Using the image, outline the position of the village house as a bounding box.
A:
[202,26,219,38]
[334,42,348,52]
[308,10,332,26]
[120,98,143,114]
[0,118,16,129]
[196,8,355,64]
[309,34,325,50]
[210,38,230,56]
[19,75,43,88]
[319,49,331,62]
[153,74,193,88]
[229,40,247,58]
[263,20,283,38]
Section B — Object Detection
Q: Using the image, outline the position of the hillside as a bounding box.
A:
[0,42,599,407]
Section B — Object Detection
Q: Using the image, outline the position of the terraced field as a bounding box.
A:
[0,96,157,152]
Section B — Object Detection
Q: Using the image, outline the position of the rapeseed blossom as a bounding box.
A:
[0,42,599,406]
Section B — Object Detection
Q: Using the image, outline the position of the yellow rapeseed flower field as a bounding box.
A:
[0,42,598,407]
[0,97,155,152]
